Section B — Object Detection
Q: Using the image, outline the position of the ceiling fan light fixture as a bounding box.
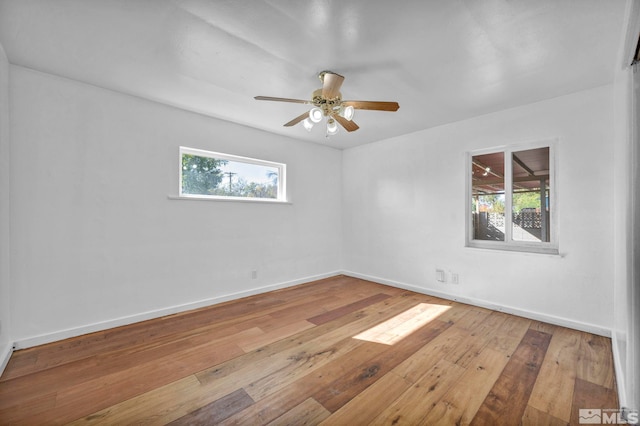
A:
[326,118,339,135]
[340,105,355,121]
[254,70,398,137]
[302,118,314,132]
[309,107,323,123]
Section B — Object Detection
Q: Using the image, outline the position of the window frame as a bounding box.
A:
[465,139,559,255]
[179,146,287,202]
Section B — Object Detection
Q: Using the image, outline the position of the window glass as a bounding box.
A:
[180,147,286,201]
[471,152,505,241]
[511,147,550,242]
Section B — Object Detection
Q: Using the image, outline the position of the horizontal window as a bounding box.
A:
[179,147,286,202]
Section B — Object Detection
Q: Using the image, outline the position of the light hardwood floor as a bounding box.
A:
[0,275,618,425]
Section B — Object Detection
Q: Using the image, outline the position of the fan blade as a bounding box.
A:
[255,96,310,104]
[284,111,310,127]
[342,101,399,111]
[322,72,345,99]
[332,114,359,132]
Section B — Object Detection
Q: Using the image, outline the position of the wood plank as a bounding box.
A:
[267,295,345,321]
[470,329,552,425]
[528,327,581,422]
[319,372,413,425]
[0,351,38,381]
[313,319,452,412]
[243,334,363,401]
[321,326,467,424]
[576,333,616,389]
[421,347,511,425]
[469,311,511,337]
[392,326,469,384]
[522,405,569,426]
[0,392,57,424]
[529,320,558,335]
[569,378,619,425]
[307,293,392,325]
[369,359,466,425]
[485,314,532,356]
[167,388,254,426]
[443,311,511,368]
[219,383,308,425]
[67,375,203,426]
[432,301,470,324]
[443,305,493,331]
[352,302,451,345]
[235,320,315,353]
[224,290,360,335]
[267,398,330,426]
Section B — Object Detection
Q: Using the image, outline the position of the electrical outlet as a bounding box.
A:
[251,270,258,279]
[436,269,445,283]
[451,273,459,285]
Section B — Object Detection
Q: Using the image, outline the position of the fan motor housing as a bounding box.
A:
[312,88,342,115]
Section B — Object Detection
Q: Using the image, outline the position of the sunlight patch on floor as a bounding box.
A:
[353,303,451,345]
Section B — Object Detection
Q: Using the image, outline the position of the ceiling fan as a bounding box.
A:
[254,71,400,136]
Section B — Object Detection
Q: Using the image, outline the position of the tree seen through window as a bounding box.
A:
[180,149,283,200]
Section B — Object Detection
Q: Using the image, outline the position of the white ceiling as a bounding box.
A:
[0,0,628,149]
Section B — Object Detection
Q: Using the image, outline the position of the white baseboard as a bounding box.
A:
[13,271,341,350]
[342,270,612,337]
[11,269,612,351]
[0,342,12,377]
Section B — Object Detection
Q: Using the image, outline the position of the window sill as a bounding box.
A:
[167,195,291,204]
[465,242,561,256]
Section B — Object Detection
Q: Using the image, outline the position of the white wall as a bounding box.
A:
[343,85,615,334]
[0,43,12,370]
[9,66,343,347]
